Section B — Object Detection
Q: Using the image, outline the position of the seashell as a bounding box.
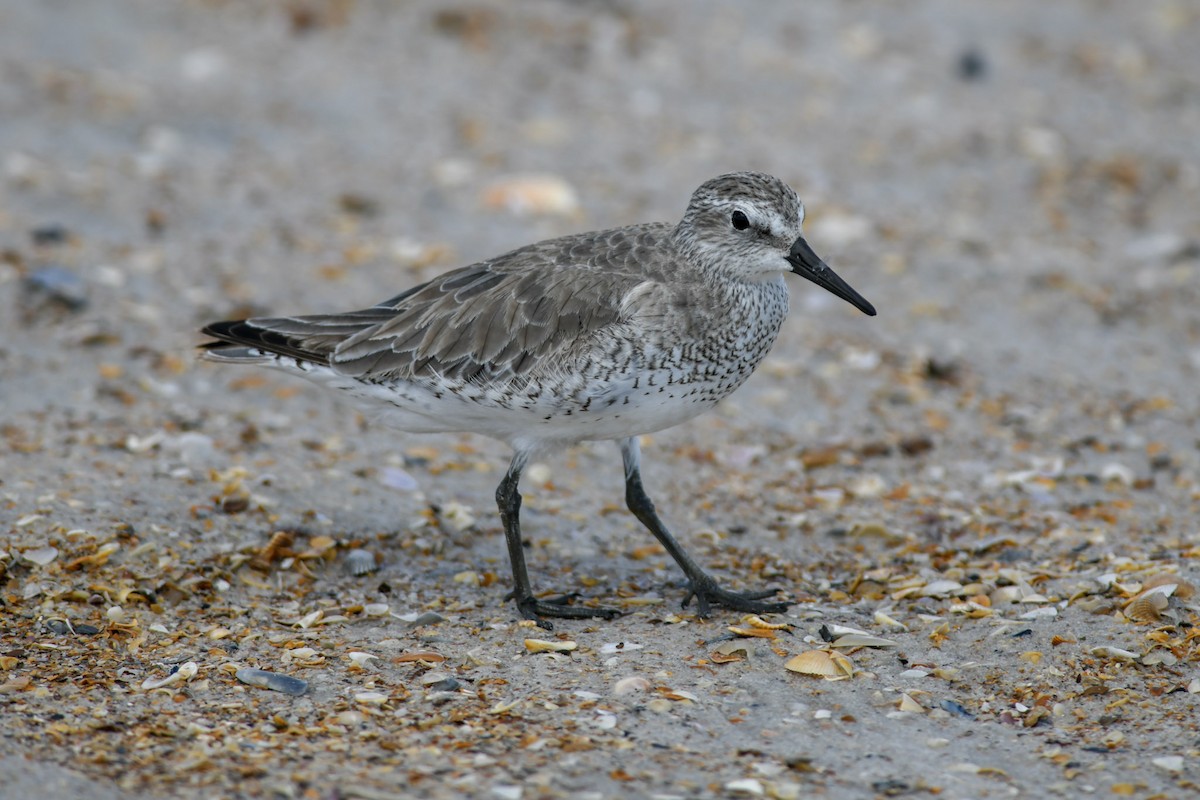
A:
[897,693,926,713]
[874,610,908,630]
[354,691,389,705]
[661,689,698,702]
[480,174,579,217]
[723,778,765,797]
[396,610,448,627]
[141,661,198,691]
[741,615,790,630]
[784,650,855,680]
[728,625,777,639]
[710,641,750,664]
[599,642,645,654]
[363,603,390,617]
[1124,592,1168,623]
[344,548,378,576]
[1100,463,1135,485]
[1142,572,1194,599]
[824,624,869,637]
[22,547,58,566]
[295,610,323,628]
[918,580,964,598]
[394,651,447,664]
[613,676,651,695]
[1141,649,1177,667]
[347,651,379,668]
[1089,646,1139,662]
[831,633,897,649]
[441,502,477,531]
[1018,607,1057,620]
[235,667,308,696]
[106,606,126,623]
[524,638,576,654]
[1152,756,1184,774]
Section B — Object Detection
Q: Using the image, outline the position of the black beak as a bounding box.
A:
[785,236,876,317]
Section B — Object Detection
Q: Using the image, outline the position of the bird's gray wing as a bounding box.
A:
[203,223,677,385]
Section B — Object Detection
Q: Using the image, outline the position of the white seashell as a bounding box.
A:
[363,603,390,617]
[874,610,908,630]
[600,642,645,654]
[141,661,198,690]
[1089,646,1139,662]
[1019,607,1058,619]
[441,502,477,531]
[22,547,58,566]
[1152,756,1184,773]
[295,610,323,628]
[831,633,898,648]
[347,651,379,668]
[613,676,651,695]
[723,778,765,797]
[344,549,378,576]
[919,580,964,598]
[354,691,389,705]
[1100,463,1135,485]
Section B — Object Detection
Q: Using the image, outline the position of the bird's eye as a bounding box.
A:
[731,210,750,231]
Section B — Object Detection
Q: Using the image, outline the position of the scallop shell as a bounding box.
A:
[784,649,855,680]
[344,548,378,576]
[1124,591,1169,623]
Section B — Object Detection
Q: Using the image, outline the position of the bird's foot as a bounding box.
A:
[681,575,790,618]
[511,592,623,629]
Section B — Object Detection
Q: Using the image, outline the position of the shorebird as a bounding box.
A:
[201,172,876,624]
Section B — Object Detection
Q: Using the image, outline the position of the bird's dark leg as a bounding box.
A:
[496,450,622,627]
[619,437,790,617]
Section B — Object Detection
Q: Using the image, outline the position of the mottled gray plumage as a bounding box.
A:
[202,172,876,625]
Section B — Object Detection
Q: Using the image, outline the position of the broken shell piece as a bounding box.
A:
[741,614,790,630]
[345,548,378,576]
[918,580,965,598]
[831,633,898,649]
[295,609,324,628]
[235,667,308,696]
[785,650,855,680]
[363,603,390,617]
[347,651,379,668]
[1142,573,1194,599]
[525,638,577,654]
[728,625,777,639]
[141,661,198,691]
[874,610,908,630]
[898,693,926,713]
[1089,646,1139,662]
[354,691,389,705]
[22,547,58,567]
[613,676,651,695]
[711,641,751,664]
[1141,649,1178,667]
